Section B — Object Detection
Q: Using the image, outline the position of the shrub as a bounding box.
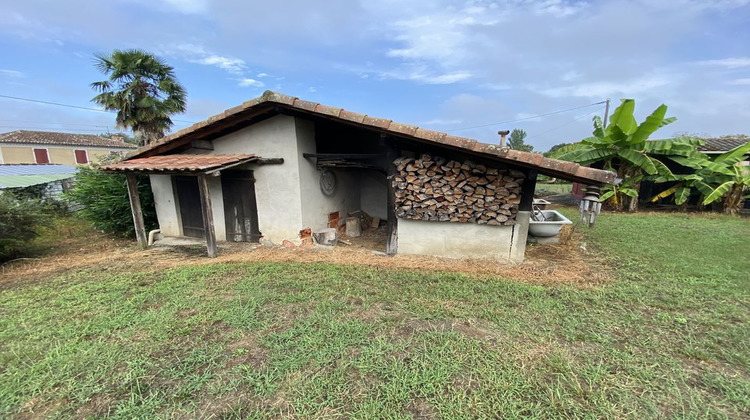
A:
[65,166,157,237]
[0,193,45,262]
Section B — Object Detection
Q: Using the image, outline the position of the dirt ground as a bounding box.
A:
[1,220,610,290]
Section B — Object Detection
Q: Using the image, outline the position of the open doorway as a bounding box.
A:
[222,170,262,243]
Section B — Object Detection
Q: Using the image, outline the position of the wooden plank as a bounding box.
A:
[519,169,538,212]
[256,158,284,165]
[385,138,399,255]
[125,173,147,249]
[303,153,385,160]
[197,174,218,257]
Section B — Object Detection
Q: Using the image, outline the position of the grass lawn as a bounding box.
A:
[1,212,748,419]
[534,183,572,195]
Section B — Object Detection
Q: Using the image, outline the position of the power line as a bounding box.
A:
[525,107,604,141]
[0,125,111,132]
[0,94,198,124]
[446,101,607,132]
[0,119,113,128]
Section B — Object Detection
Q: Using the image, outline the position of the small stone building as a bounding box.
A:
[103,91,614,262]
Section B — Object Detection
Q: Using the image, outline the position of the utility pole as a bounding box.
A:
[603,98,611,128]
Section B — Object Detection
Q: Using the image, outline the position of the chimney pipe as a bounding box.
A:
[497,130,510,147]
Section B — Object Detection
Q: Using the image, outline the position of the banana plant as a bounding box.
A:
[649,142,750,213]
[551,99,706,211]
[699,142,750,215]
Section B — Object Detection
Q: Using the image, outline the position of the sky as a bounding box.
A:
[0,0,748,151]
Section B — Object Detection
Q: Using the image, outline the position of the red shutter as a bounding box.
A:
[33,149,49,164]
[75,150,88,164]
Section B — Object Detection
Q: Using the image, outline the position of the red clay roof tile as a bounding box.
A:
[127,91,615,184]
[0,130,136,149]
[100,154,257,173]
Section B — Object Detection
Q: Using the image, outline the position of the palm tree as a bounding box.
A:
[91,49,187,146]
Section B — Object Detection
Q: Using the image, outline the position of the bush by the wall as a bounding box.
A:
[64,166,157,237]
[0,193,45,262]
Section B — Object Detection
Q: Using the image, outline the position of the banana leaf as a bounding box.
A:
[629,104,669,145]
[650,185,679,202]
[619,149,657,174]
[702,181,734,204]
[675,186,691,205]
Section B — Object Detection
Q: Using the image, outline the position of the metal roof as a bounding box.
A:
[0,164,78,176]
[0,164,78,189]
[0,174,75,189]
[100,154,258,174]
[697,136,750,153]
[126,91,616,185]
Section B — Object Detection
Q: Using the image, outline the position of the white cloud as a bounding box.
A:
[193,55,245,73]
[380,67,472,85]
[162,0,206,13]
[728,78,750,85]
[538,74,673,99]
[165,43,246,74]
[256,72,268,78]
[698,57,750,68]
[0,69,25,78]
[420,118,463,126]
[238,78,264,88]
[307,86,317,93]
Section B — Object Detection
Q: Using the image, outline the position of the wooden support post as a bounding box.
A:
[197,174,218,258]
[385,138,399,255]
[125,173,148,249]
[519,169,538,212]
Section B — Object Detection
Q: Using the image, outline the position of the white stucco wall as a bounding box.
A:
[149,175,181,237]
[509,211,530,263]
[397,218,519,262]
[360,170,387,220]
[211,115,303,243]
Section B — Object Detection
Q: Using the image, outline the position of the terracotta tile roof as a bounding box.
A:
[697,136,750,153]
[100,154,257,173]
[0,130,137,149]
[130,91,615,185]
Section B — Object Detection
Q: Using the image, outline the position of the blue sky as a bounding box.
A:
[0,0,748,151]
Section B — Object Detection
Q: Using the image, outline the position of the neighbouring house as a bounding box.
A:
[0,130,136,165]
[102,91,614,262]
[697,135,750,159]
[0,164,77,197]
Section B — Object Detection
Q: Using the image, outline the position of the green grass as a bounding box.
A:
[535,183,572,195]
[1,212,749,418]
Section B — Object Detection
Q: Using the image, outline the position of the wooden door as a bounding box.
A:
[175,176,205,238]
[221,171,261,242]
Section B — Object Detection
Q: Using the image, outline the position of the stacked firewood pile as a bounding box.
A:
[392,154,525,226]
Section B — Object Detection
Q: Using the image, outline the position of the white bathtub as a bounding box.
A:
[528,210,573,237]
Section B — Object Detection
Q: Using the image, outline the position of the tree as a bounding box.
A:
[0,193,44,262]
[544,142,572,157]
[65,160,157,237]
[91,49,187,146]
[507,129,534,152]
[551,99,706,212]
